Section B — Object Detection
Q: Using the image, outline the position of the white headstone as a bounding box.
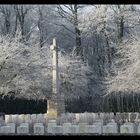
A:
[79,114,87,123]
[24,114,31,124]
[11,115,18,123]
[88,122,103,134]
[120,123,134,134]
[36,114,45,124]
[34,123,44,135]
[0,115,4,123]
[47,120,57,133]
[31,114,37,124]
[44,113,47,118]
[86,113,94,124]
[109,113,114,119]
[6,123,16,134]
[79,123,88,133]
[92,113,96,120]
[66,113,75,123]
[5,115,12,123]
[75,114,80,123]
[137,124,140,134]
[57,115,68,125]
[63,123,72,134]
[17,125,29,134]
[100,113,104,119]
[0,126,11,134]
[18,114,25,124]
[103,122,118,134]
[96,113,100,119]
[70,125,79,134]
[52,126,63,134]
[85,125,98,134]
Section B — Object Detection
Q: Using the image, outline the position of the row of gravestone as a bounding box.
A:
[1,119,140,135]
[47,119,140,135]
[2,112,140,125]
[57,112,140,124]
[0,123,44,135]
[3,114,47,124]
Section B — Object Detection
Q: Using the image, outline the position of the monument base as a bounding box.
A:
[47,100,58,120]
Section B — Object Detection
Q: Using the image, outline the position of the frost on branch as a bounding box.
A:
[106,38,140,94]
[0,35,90,100]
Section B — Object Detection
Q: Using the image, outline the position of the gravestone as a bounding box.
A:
[44,113,47,119]
[5,115,12,123]
[109,113,114,119]
[120,123,134,134]
[85,122,102,134]
[47,120,57,133]
[79,122,88,133]
[137,123,140,134]
[85,125,97,134]
[6,123,16,134]
[24,114,32,124]
[17,123,29,134]
[70,125,79,134]
[75,114,80,123]
[52,126,63,134]
[0,113,5,126]
[92,113,97,121]
[31,114,37,124]
[36,114,45,123]
[34,123,44,135]
[11,115,18,124]
[115,113,122,123]
[86,113,94,124]
[0,126,11,134]
[131,113,137,122]
[99,113,104,119]
[64,113,75,124]
[62,123,72,134]
[103,113,111,124]
[134,112,140,122]
[79,114,88,123]
[18,114,25,124]
[57,113,68,125]
[103,122,118,134]
[0,113,5,123]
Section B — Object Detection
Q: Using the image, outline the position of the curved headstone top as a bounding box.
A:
[48,120,56,123]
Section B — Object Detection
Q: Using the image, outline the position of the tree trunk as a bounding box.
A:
[117,5,124,44]
[5,17,10,35]
[13,14,18,37]
[74,5,83,59]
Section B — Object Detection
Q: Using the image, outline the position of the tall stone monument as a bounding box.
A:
[47,38,65,121]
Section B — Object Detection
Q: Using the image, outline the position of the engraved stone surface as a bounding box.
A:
[120,123,134,134]
[62,123,72,134]
[103,122,118,134]
[34,123,44,135]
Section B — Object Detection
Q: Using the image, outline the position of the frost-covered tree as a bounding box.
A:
[106,38,140,94]
[0,5,14,35]
[0,35,90,102]
[13,5,33,42]
[57,5,86,58]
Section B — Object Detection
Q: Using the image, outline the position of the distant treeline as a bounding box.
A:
[66,93,140,113]
[0,96,47,114]
[1,93,140,114]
